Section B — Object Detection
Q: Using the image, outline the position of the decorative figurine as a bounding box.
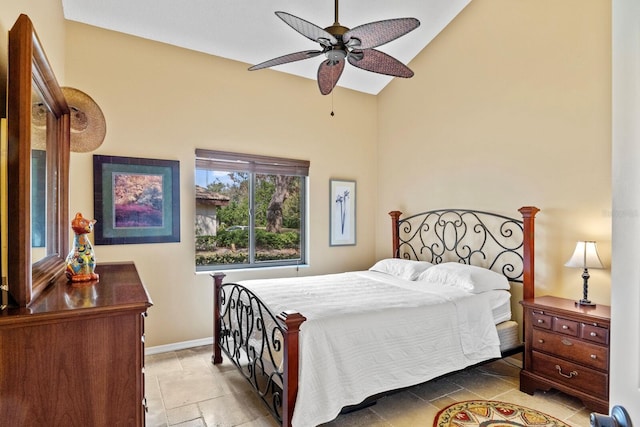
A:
[65,212,99,283]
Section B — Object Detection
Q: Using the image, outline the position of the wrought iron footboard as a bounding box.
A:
[212,273,305,427]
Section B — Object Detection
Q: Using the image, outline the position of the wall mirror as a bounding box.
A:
[7,14,70,307]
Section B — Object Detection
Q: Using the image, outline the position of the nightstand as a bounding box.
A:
[520,295,610,414]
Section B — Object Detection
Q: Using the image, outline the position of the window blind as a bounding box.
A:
[195,149,310,176]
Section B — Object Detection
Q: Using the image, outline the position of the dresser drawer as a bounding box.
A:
[531,311,552,330]
[531,351,608,399]
[552,316,579,336]
[532,329,608,371]
[581,323,609,345]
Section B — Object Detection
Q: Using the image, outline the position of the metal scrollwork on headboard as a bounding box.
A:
[390,209,530,282]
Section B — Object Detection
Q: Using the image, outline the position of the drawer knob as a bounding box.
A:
[555,365,578,379]
[591,354,597,359]
[590,332,597,337]
[562,325,569,330]
[538,339,545,344]
[537,319,544,324]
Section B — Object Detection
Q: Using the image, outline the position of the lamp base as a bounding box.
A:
[576,299,596,307]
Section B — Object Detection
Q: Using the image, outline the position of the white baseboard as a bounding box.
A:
[145,336,213,356]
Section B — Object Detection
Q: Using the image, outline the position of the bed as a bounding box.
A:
[211,206,539,427]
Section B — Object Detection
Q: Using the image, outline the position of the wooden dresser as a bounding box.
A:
[520,295,610,413]
[0,262,152,426]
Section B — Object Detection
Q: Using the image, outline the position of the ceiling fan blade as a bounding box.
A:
[344,18,420,49]
[317,59,345,95]
[248,50,323,71]
[275,11,338,46]
[348,49,414,78]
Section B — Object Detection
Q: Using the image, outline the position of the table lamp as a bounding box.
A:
[564,241,604,306]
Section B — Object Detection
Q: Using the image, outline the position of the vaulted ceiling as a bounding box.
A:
[61,0,470,95]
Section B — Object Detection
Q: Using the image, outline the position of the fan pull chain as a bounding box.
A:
[330,90,335,116]
[330,62,336,116]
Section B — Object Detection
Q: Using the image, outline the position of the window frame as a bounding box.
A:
[195,149,309,271]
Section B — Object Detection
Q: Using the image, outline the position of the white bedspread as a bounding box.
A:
[239,271,501,427]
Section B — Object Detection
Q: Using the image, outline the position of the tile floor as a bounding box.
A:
[145,345,592,427]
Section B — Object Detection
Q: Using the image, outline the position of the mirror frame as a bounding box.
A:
[7,14,70,307]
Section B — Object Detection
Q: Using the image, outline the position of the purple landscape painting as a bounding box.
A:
[113,173,164,228]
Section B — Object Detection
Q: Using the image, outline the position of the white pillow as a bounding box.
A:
[417,262,510,293]
[369,258,434,281]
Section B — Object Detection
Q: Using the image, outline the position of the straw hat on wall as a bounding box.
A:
[31,87,106,152]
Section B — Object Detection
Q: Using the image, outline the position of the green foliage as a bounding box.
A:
[214,229,249,249]
[195,235,216,251]
[254,176,275,226]
[207,172,250,228]
[196,228,299,252]
[216,200,249,229]
[255,251,299,261]
[255,229,299,249]
[195,252,248,265]
[195,250,300,266]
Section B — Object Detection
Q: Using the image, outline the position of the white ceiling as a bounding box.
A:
[61,0,470,95]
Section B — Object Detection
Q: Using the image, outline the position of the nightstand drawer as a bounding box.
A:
[532,311,552,329]
[532,329,608,371]
[552,317,579,336]
[581,323,609,345]
[521,296,611,413]
[531,351,608,399]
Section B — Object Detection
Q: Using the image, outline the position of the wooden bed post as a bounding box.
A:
[518,206,540,301]
[389,211,402,258]
[211,272,226,365]
[277,310,307,427]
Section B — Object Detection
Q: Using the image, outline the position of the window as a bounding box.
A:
[195,149,309,271]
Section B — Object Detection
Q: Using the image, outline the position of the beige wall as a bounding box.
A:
[63,22,378,346]
[377,0,612,305]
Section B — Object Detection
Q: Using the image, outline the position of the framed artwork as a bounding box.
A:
[329,179,356,246]
[93,155,180,244]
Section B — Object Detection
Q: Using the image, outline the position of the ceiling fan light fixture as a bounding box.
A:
[325,48,347,62]
[317,37,333,47]
[346,38,362,49]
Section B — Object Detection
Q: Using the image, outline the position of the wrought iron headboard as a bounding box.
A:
[389,207,539,299]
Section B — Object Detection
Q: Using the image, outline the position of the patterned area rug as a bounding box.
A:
[433,400,572,427]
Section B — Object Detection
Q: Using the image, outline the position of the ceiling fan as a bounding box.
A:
[248,0,420,95]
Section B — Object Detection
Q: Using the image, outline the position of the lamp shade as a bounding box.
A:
[564,241,604,269]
